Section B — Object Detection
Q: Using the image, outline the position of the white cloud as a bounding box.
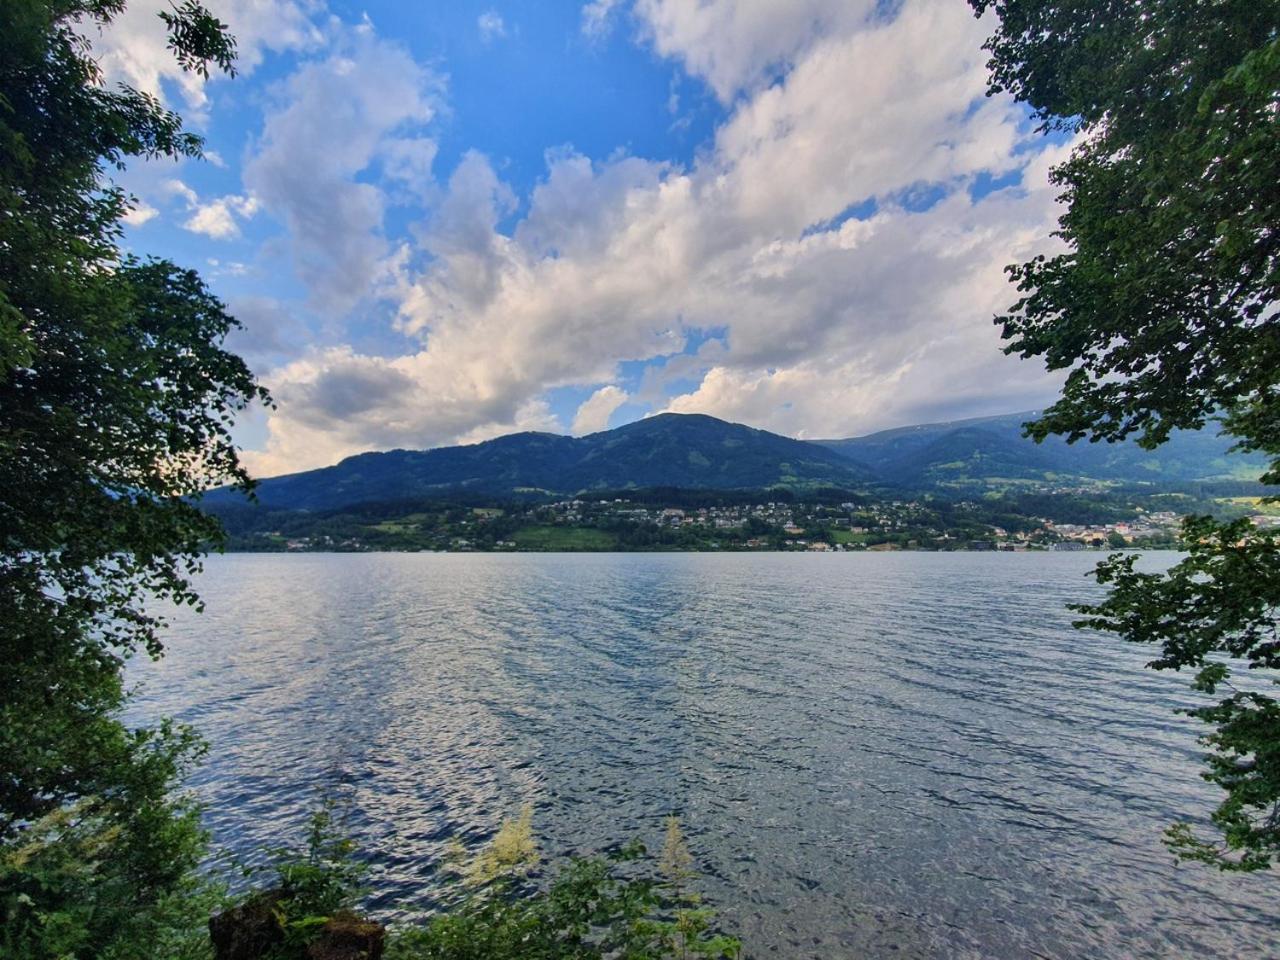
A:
[478,10,506,42]
[244,0,1071,475]
[207,258,249,277]
[183,194,260,239]
[162,178,199,207]
[581,0,623,38]
[224,295,304,370]
[122,200,158,226]
[243,24,442,315]
[382,137,440,197]
[184,204,237,239]
[573,385,629,435]
[157,177,260,239]
[240,344,565,476]
[86,0,324,112]
[632,0,880,102]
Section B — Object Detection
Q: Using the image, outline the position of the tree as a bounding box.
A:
[0,1,265,953]
[970,0,1280,869]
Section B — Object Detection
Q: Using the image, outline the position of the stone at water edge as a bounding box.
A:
[305,912,387,960]
[209,895,385,960]
[208,890,286,960]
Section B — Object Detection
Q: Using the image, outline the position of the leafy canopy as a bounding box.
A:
[972,0,1280,869]
[0,0,266,954]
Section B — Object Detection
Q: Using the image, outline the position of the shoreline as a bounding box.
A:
[214,545,1173,555]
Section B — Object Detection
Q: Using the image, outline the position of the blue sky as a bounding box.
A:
[100,0,1071,476]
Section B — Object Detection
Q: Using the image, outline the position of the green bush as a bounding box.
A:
[395,810,741,960]
[225,805,741,960]
[0,793,218,960]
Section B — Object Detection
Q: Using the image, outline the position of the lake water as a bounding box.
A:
[128,552,1278,958]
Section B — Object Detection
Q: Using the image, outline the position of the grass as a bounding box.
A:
[1220,496,1280,516]
[370,512,436,531]
[372,521,418,533]
[829,530,868,545]
[512,526,618,550]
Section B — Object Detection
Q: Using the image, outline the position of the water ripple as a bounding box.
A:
[127,552,1279,958]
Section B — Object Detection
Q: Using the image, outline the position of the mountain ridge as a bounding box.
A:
[815,411,1264,488]
[216,410,1266,513]
[225,413,875,512]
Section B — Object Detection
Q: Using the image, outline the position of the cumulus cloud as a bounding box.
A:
[631,0,881,102]
[244,0,1070,475]
[573,386,629,435]
[243,23,442,315]
[153,176,260,238]
[183,203,237,239]
[86,0,323,111]
[478,11,506,42]
[241,343,566,475]
[224,296,307,370]
[122,199,158,226]
[183,194,260,239]
[382,138,440,198]
[161,178,199,207]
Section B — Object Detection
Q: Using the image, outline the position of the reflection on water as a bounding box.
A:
[128,552,1278,958]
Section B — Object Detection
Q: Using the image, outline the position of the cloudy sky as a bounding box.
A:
[102,0,1073,477]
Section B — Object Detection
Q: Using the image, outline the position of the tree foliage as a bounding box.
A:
[395,810,740,960]
[0,0,265,953]
[1076,519,1280,870]
[972,0,1280,868]
[221,804,740,960]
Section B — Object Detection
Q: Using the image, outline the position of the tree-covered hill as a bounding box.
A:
[216,413,876,511]
[209,410,1270,514]
[815,412,1267,488]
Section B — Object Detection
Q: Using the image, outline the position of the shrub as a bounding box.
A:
[221,805,742,960]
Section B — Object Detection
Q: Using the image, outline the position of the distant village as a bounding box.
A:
[512,498,1185,552]
[250,494,1280,554]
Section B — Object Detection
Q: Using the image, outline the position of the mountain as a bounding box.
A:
[211,411,1266,515]
[219,414,875,511]
[814,412,1266,488]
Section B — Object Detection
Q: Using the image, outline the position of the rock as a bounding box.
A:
[209,890,286,960]
[304,912,386,960]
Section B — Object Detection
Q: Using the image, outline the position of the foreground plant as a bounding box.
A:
[207,805,374,960]
[0,796,219,960]
[1074,519,1280,870]
[227,805,741,960]
[392,811,740,960]
[971,0,1280,868]
[0,1,266,955]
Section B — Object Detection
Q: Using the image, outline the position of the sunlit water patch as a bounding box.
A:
[127,552,1278,958]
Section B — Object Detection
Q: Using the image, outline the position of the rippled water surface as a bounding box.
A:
[129,552,1278,958]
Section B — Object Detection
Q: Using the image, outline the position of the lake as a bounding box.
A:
[127,552,1278,958]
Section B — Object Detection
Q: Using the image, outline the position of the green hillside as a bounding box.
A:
[211,414,875,512]
[815,412,1266,488]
